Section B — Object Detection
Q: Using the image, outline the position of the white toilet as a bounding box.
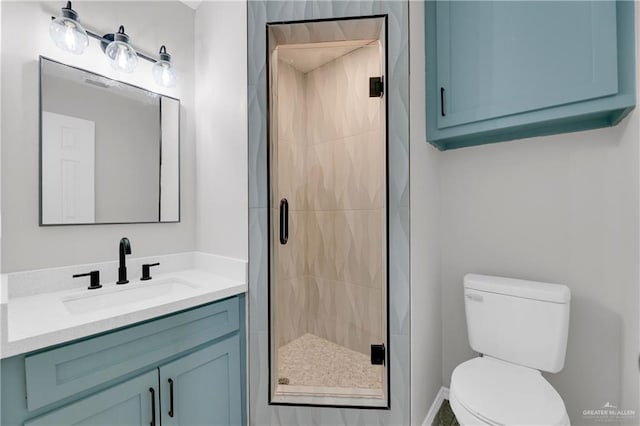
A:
[449,274,571,426]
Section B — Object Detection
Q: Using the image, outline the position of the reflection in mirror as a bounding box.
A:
[39,57,180,225]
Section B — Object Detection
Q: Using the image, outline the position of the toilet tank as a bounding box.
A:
[464,274,571,373]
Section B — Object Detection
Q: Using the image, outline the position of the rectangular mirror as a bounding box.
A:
[39,57,180,225]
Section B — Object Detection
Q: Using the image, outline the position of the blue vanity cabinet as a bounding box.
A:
[23,370,160,426]
[0,295,246,426]
[160,334,242,426]
[426,0,636,150]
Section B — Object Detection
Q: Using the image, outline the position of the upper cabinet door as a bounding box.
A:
[436,1,618,129]
[159,335,242,426]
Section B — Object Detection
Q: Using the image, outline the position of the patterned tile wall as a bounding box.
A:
[273,45,385,355]
[248,1,410,424]
[304,44,386,355]
[274,61,308,347]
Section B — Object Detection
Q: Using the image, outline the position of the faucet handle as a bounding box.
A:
[73,270,102,290]
[141,263,160,281]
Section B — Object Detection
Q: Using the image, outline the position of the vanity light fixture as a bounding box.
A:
[103,26,138,73]
[49,2,177,85]
[152,46,177,88]
[49,1,89,55]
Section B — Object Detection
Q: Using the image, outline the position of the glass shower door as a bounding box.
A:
[268,16,388,408]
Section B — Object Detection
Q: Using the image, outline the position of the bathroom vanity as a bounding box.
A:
[0,256,247,426]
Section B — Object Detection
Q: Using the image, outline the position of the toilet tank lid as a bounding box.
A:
[464,274,570,304]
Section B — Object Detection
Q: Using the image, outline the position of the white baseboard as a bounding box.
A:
[422,387,450,426]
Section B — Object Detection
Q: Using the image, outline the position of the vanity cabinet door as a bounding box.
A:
[24,370,159,426]
[159,334,242,426]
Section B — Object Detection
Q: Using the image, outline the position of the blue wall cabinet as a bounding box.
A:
[426,0,636,150]
[160,335,242,426]
[24,370,159,426]
[1,296,246,426]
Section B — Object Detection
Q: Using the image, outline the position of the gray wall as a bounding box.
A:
[194,1,248,261]
[1,1,196,272]
[409,1,443,424]
[439,114,639,423]
[42,75,160,223]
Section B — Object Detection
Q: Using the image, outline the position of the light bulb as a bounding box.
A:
[104,26,137,73]
[152,60,176,88]
[49,2,89,55]
[152,46,177,88]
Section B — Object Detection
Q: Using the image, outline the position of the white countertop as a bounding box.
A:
[0,253,247,359]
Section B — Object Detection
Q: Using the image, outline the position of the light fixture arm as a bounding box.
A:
[49,16,158,64]
[60,1,78,20]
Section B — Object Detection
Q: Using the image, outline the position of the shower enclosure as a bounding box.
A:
[267,16,388,408]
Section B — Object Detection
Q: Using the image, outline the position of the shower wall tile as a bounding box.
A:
[305,275,335,338]
[248,2,267,87]
[302,34,387,376]
[248,84,268,209]
[389,206,410,336]
[248,330,271,424]
[388,332,410,425]
[277,61,306,143]
[313,0,384,19]
[306,142,335,210]
[334,210,384,289]
[276,276,307,346]
[386,1,409,209]
[249,207,268,333]
[275,210,307,280]
[277,140,307,210]
[306,211,337,279]
[333,130,385,210]
[306,45,383,145]
[266,1,316,22]
[306,277,383,355]
[305,131,385,211]
[333,282,384,354]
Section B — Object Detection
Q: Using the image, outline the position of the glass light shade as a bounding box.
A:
[152,60,177,88]
[105,40,138,73]
[49,16,89,55]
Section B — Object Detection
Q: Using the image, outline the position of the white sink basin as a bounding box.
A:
[62,279,200,315]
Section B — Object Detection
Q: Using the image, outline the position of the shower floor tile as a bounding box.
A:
[277,333,383,390]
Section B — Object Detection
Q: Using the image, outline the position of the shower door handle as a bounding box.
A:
[280,198,288,244]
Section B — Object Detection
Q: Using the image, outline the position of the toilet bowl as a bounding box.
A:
[450,357,569,426]
[450,274,571,426]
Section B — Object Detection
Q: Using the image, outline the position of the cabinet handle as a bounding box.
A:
[149,387,156,426]
[279,198,288,245]
[440,87,446,117]
[168,378,175,418]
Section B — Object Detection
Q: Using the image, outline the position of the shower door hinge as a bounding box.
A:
[371,344,385,365]
[369,76,384,98]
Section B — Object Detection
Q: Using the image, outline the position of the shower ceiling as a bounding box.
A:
[277,40,377,73]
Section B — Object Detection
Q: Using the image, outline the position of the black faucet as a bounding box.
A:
[116,237,132,284]
[73,270,102,290]
[141,263,160,281]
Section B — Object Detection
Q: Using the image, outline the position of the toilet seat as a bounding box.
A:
[449,357,570,426]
